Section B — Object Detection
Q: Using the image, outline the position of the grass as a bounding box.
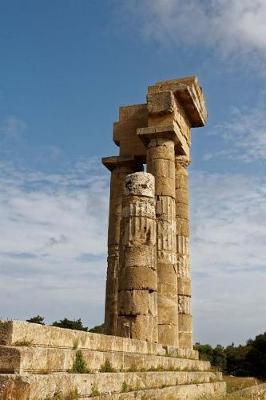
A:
[224,376,260,393]
[72,338,79,350]
[121,381,131,393]
[99,359,115,372]
[44,388,79,400]
[90,384,100,397]
[14,338,33,346]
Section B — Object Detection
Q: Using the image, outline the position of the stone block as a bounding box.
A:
[119,103,148,121]
[117,315,158,342]
[176,204,189,219]
[157,302,178,326]
[148,76,208,127]
[119,266,157,291]
[175,174,188,189]
[148,158,175,179]
[179,314,193,332]
[147,91,175,115]
[120,246,156,268]
[177,277,192,295]
[176,218,190,236]
[146,138,175,160]
[179,332,193,349]
[175,188,189,204]
[0,372,225,400]
[0,345,211,374]
[0,321,164,355]
[157,263,176,283]
[178,296,192,315]
[118,290,157,316]
[176,235,189,255]
[113,104,148,159]
[158,324,178,347]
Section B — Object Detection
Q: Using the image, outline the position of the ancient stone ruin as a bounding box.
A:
[0,76,226,399]
[103,76,206,349]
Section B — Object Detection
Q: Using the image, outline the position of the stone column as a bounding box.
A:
[102,157,143,335]
[175,155,192,348]
[117,172,158,342]
[146,137,178,347]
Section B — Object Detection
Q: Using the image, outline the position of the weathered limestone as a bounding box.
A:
[0,345,210,374]
[0,321,226,399]
[0,372,226,400]
[145,136,178,347]
[0,77,227,399]
[175,155,193,348]
[117,173,158,342]
[104,76,208,348]
[102,157,143,335]
[0,321,200,358]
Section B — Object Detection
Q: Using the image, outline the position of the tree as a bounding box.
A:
[194,343,214,362]
[213,345,226,371]
[52,318,88,331]
[246,332,266,379]
[225,343,253,376]
[26,315,45,325]
[89,323,104,334]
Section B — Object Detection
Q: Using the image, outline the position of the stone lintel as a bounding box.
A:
[138,125,177,144]
[148,76,207,128]
[174,84,207,127]
[119,103,148,121]
[138,125,190,157]
[113,104,148,158]
[102,156,143,172]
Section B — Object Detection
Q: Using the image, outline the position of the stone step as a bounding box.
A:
[0,371,224,400]
[0,320,198,359]
[0,345,210,374]
[84,382,226,400]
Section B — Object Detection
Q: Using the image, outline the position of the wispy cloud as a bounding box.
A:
[190,171,266,344]
[0,116,27,140]
[204,106,266,162]
[115,0,266,67]
[0,159,109,325]
[0,158,265,343]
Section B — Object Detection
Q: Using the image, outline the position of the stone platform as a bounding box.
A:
[0,321,226,399]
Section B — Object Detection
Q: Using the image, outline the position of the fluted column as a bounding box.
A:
[117,172,158,342]
[175,155,192,348]
[146,137,178,347]
[102,157,143,335]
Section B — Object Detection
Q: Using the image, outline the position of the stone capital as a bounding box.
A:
[137,125,178,145]
[137,125,189,157]
[175,155,191,168]
[102,156,143,172]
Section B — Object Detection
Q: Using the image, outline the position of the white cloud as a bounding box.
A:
[204,106,266,162]
[0,159,109,326]
[116,0,266,63]
[0,158,265,343]
[190,171,266,344]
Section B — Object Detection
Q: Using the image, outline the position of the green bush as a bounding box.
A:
[100,359,115,372]
[70,351,90,373]
[52,318,88,331]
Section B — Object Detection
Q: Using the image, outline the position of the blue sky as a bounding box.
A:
[0,0,266,346]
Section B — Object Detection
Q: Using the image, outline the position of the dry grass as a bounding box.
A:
[224,376,260,393]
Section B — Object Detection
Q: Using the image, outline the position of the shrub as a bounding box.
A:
[70,351,90,373]
[100,359,115,372]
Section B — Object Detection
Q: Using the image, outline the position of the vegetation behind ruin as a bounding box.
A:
[195,332,266,380]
